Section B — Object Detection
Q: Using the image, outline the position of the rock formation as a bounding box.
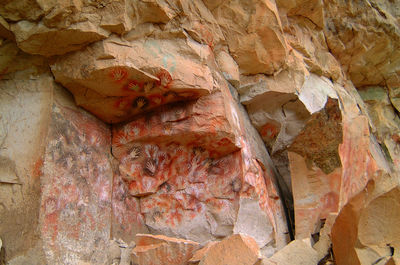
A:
[0,0,399,265]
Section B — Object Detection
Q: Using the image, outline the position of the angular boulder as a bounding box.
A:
[132,234,200,265]
[51,36,214,123]
[196,234,260,265]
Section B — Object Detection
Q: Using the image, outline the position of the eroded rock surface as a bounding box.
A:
[132,234,200,265]
[0,0,399,264]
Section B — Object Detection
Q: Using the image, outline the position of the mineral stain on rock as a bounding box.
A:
[289,98,343,174]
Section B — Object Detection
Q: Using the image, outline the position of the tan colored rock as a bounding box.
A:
[280,16,343,82]
[11,20,110,56]
[8,0,176,56]
[51,35,214,123]
[277,0,324,28]
[324,0,400,87]
[0,16,13,40]
[0,73,53,262]
[233,198,275,249]
[358,86,400,172]
[212,0,287,75]
[0,0,44,21]
[261,239,319,265]
[0,40,47,79]
[198,234,259,265]
[216,51,240,88]
[179,0,225,48]
[188,241,218,264]
[387,73,400,114]
[332,174,400,265]
[39,86,113,264]
[111,76,288,249]
[132,234,200,265]
[239,54,312,154]
[288,80,391,239]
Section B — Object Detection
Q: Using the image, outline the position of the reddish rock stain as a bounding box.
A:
[109,67,128,82]
[260,123,279,139]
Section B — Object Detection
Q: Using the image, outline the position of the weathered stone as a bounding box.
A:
[11,20,110,56]
[212,0,287,75]
[280,16,342,82]
[261,239,319,265]
[198,234,259,265]
[111,168,148,242]
[241,72,338,216]
[51,35,214,123]
[7,0,178,56]
[233,198,274,249]
[0,74,53,262]
[387,73,400,113]
[277,0,324,28]
[0,16,13,40]
[331,174,400,265]
[132,234,200,265]
[188,241,218,264]
[0,40,47,79]
[1,1,399,264]
[111,79,288,249]
[358,86,400,172]
[0,0,44,21]
[216,50,240,88]
[39,86,113,264]
[324,0,400,87]
[241,69,336,155]
[288,81,390,239]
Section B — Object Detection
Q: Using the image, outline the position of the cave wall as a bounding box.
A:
[0,0,399,264]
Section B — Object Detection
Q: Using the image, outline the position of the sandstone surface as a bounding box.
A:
[132,234,200,265]
[0,0,399,264]
[195,234,260,265]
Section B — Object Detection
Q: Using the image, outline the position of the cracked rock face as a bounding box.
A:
[0,0,399,265]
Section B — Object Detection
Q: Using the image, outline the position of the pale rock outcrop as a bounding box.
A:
[211,0,288,75]
[39,85,113,264]
[287,80,394,239]
[0,0,44,21]
[240,69,337,202]
[188,241,218,264]
[387,73,400,113]
[132,234,200,265]
[332,174,400,265]
[50,35,214,123]
[0,40,47,78]
[276,0,324,28]
[111,78,289,249]
[215,50,240,88]
[7,0,177,56]
[358,86,400,172]
[11,20,110,56]
[260,239,319,265]
[0,16,13,40]
[0,0,399,264]
[323,0,400,87]
[278,3,343,82]
[193,234,260,265]
[0,73,52,263]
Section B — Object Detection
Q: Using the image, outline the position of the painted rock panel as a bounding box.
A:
[51,36,214,123]
[112,83,289,252]
[40,88,113,264]
[112,91,241,161]
[111,166,149,243]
